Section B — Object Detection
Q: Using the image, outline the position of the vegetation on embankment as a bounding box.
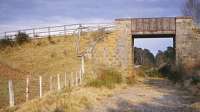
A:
[0,34,83,109]
[0,35,80,75]
[0,30,112,76]
[0,30,114,110]
[87,68,123,89]
[1,67,134,112]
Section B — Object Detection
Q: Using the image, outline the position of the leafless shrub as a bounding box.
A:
[182,0,200,24]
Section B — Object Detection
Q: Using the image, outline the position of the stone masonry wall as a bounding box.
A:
[176,17,200,69]
[92,20,133,75]
[91,17,200,75]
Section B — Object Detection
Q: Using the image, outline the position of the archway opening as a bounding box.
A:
[132,34,176,76]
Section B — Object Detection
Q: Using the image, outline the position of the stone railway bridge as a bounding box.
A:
[93,16,200,75]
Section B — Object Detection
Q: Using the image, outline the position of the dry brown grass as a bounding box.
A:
[10,83,127,112]
[87,67,123,89]
[0,36,81,75]
[0,31,116,110]
[191,102,200,111]
[0,31,112,76]
[0,35,92,109]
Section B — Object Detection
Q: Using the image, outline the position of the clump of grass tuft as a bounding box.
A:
[79,96,91,110]
[0,38,14,49]
[146,69,163,78]
[15,32,30,45]
[63,49,67,56]
[136,68,146,77]
[126,74,136,85]
[50,52,57,58]
[54,108,64,112]
[48,36,56,44]
[87,68,122,89]
[35,41,42,46]
[191,102,200,111]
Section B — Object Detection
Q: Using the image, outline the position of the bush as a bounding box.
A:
[15,32,30,45]
[136,68,146,77]
[191,76,200,85]
[126,74,136,85]
[146,69,162,78]
[48,36,56,44]
[0,38,14,48]
[166,64,184,83]
[87,68,122,89]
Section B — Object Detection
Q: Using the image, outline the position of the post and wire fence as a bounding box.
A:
[5,56,85,108]
[0,23,116,110]
[0,23,115,40]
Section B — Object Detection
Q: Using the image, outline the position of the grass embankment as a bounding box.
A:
[13,84,128,112]
[0,30,115,110]
[0,35,81,109]
[0,36,80,75]
[0,33,97,109]
[10,67,134,112]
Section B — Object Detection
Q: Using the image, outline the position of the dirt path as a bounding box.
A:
[84,78,198,112]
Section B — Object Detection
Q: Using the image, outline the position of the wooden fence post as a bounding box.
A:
[48,27,51,37]
[79,69,82,85]
[71,72,74,87]
[57,74,61,90]
[76,72,78,86]
[64,25,67,37]
[33,29,36,38]
[39,76,42,98]
[81,56,85,75]
[8,80,15,107]
[5,32,7,39]
[49,76,53,91]
[26,76,29,102]
[76,25,81,54]
[65,72,67,87]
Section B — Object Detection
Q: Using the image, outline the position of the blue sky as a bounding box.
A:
[0,0,184,54]
[134,38,174,55]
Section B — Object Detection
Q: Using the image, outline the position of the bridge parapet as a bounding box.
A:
[131,17,176,35]
[116,17,176,35]
[114,16,200,72]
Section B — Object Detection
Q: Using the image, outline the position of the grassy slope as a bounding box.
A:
[0,36,80,75]
[14,84,128,112]
[0,35,89,109]
[0,31,116,110]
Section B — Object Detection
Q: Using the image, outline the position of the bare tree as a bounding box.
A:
[182,0,200,24]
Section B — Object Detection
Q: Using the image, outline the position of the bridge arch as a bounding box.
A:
[113,17,197,74]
